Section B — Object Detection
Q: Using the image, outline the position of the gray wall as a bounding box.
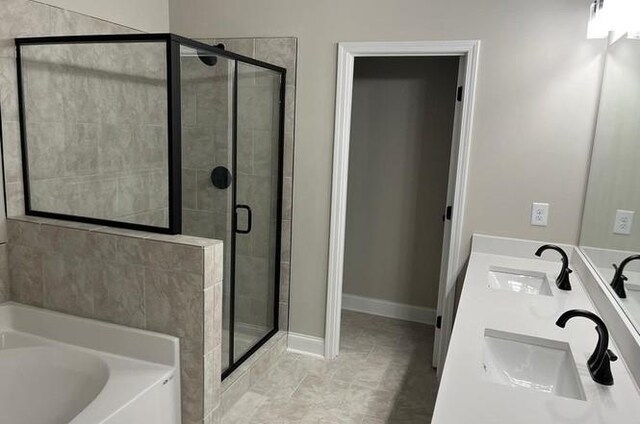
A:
[581,37,640,251]
[343,57,458,309]
[169,0,607,338]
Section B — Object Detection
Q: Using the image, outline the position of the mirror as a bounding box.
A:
[581,33,640,333]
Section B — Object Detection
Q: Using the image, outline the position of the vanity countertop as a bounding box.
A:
[432,234,640,424]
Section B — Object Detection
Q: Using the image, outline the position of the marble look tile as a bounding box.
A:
[42,254,95,318]
[341,384,396,418]
[279,262,290,303]
[204,286,216,353]
[196,169,228,214]
[204,349,221,415]
[0,58,19,120]
[254,38,297,86]
[8,244,43,306]
[144,268,203,351]
[93,263,145,328]
[280,219,291,260]
[213,282,222,348]
[292,375,350,409]
[214,38,255,58]
[278,301,289,330]
[183,168,198,210]
[181,348,204,424]
[7,219,41,247]
[0,244,9,302]
[204,407,221,424]
[1,121,22,184]
[221,391,266,424]
[221,369,250,416]
[116,237,203,273]
[282,177,292,220]
[283,131,294,178]
[0,0,51,57]
[251,355,307,399]
[249,397,311,423]
[39,224,117,262]
[182,125,215,172]
[300,407,364,424]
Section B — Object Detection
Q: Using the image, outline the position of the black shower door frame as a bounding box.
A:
[174,35,287,380]
[15,33,287,380]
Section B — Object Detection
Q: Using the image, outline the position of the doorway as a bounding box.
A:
[325,41,479,377]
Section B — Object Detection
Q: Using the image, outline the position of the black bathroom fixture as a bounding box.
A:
[211,166,232,189]
[610,254,640,298]
[556,309,617,386]
[535,244,572,291]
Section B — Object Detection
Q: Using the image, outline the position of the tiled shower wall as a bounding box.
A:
[21,42,170,227]
[7,216,224,424]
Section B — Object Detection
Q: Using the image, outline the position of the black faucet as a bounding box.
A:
[556,309,617,386]
[535,244,572,291]
[610,254,640,299]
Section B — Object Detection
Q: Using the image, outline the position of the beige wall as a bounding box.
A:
[343,57,458,309]
[581,37,640,251]
[170,0,606,338]
[34,0,169,32]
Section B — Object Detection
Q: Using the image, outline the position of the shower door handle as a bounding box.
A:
[235,204,252,234]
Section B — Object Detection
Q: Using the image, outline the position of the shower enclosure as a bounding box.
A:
[14,34,286,378]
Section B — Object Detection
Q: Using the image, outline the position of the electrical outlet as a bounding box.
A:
[531,202,549,226]
[613,210,634,235]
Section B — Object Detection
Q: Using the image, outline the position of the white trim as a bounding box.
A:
[342,294,436,325]
[325,40,480,367]
[287,332,325,358]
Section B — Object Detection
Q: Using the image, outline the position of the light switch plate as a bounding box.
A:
[613,210,634,235]
[531,202,549,227]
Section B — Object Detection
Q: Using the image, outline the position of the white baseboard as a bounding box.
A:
[342,293,436,325]
[287,332,325,358]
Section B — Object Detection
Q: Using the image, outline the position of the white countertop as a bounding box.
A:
[432,235,640,424]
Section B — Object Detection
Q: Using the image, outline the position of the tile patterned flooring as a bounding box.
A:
[222,311,438,423]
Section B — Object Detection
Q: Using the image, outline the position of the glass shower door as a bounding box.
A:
[232,62,283,362]
[179,45,235,371]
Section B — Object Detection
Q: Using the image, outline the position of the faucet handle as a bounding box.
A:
[607,349,618,362]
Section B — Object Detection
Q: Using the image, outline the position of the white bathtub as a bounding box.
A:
[0,302,181,424]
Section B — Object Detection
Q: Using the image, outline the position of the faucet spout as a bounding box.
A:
[611,254,640,299]
[556,309,617,386]
[535,244,572,291]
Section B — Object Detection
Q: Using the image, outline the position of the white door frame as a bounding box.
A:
[324,40,480,372]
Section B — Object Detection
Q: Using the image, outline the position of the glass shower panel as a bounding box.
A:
[19,42,170,228]
[179,46,235,371]
[233,63,282,361]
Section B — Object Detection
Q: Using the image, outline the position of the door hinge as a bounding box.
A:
[436,315,442,329]
[456,86,463,102]
[446,205,453,221]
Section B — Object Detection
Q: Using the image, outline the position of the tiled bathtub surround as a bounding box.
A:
[7,216,223,424]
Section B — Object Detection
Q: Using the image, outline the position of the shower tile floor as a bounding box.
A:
[222,310,438,423]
